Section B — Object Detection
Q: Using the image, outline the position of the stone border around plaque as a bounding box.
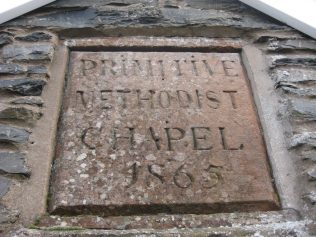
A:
[4,37,300,227]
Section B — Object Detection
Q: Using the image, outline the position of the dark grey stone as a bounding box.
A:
[289,100,316,121]
[302,150,316,161]
[0,107,42,121]
[272,57,316,67]
[0,33,12,47]
[27,65,49,75]
[2,44,54,62]
[289,132,316,148]
[0,176,11,198]
[11,97,44,106]
[0,78,46,96]
[0,153,30,176]
[0,124,29,143]
[15,32,53,42]
[0,64,26,75]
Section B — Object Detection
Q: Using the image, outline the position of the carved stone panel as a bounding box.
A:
[50,51,278,216]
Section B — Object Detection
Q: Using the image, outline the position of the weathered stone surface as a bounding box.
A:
[289,100,316,121]
[273,68,316,84]
[307,166,316,181]
[268,39,316,52]
[0,78,46,96]
[0,204,19,225]
[0,124,29,143]
[0,33,12,47]
[27,65,49,75]
[38,210,299,230]
[4,0,286,37]
[15,32,53,42]
[0,64,26,75]
[289,132,316,148]
[0,176,11,198]
[0,153,30,176]
[304,191,316,205]
[271,56,316,68]
[0,107,42,121]
[2,44,54,62]
[302,150,316,161]
[276,82,316,97]
[50,51,277,216]
[11,96,44,106]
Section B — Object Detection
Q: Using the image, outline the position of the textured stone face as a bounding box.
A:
[50,51,278,216]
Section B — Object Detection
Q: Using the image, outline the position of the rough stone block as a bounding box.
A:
[0,124,29,143]
[0,107,42,121]
[289,99,316,121]
[2,44,54,62]
[0,78,46,96]
[15,32,53,42]
[0,153,30,176]
[0,176,11,198]
[10,97,44,106]
[0,64,26,75]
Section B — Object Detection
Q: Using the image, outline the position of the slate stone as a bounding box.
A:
[0,33,12,47]
[3,0,286,37]
[15,32,52,42]
[272,56,316,67]
[273,69,316,84]
[0,78,46,96]
[276,82,316,97]
[0,107,42,121]
[307,166,316,181]
[303,191,316,204]
[0,176,11,198]
[289,132,316,148]
[11,97,43,106]
[0,124,29,143]
[289,100,316,121]
[0,153,30,176]
[0,64,26,75]
[2,44,54,62]
[268,39,316,52]
[27,65,48,75]
[302,150,316,161]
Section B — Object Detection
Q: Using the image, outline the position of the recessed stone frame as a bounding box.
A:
[4,37,299,228]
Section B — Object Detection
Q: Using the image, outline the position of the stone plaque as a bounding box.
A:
[50,51,278,215]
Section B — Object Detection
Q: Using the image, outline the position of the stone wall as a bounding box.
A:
[0,0,315,236]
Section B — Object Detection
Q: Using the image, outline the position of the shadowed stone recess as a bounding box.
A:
[0,176,11,198]
[0,107,42,121]
[15,32,53,42]
[0,153,30,176]
[0,78,46,96]
[2,44,54,62]
[0,124,29,143]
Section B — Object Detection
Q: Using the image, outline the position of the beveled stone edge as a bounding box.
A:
[242,45,300,210]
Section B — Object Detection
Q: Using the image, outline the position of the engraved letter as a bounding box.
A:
[112,127,135,150]
[81,59,97,76]
[219,127,243,150]
[222,60,238,77]
[177,90,192,108]
[206,91,220,109]
[174,60,183,76]
[125,162,139,188]
[148,127,161,150]
[165,128,186,151]
[223,90,237,109]
[158,91,171,108]
[137,90,155,109]
[81,127,100,149]
[203,60,214,76]
[101,60,117,76]
[148,164,165,184]
[191,127,213,150]
[100,90,112,109]
[117,89,131,109]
